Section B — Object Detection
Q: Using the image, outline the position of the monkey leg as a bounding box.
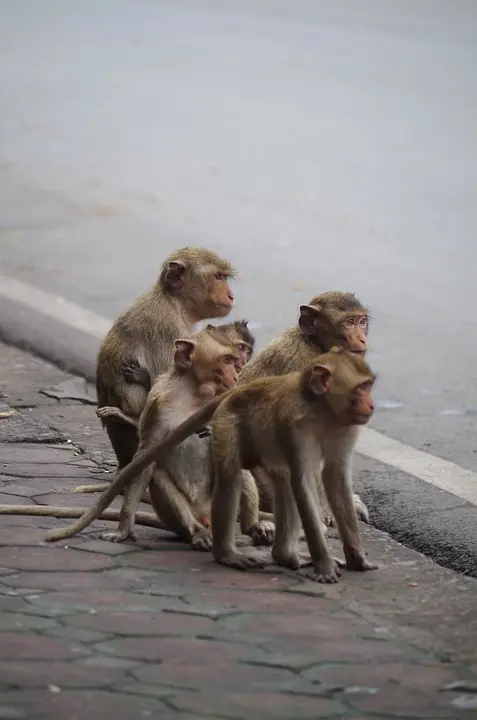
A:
[149,470,213,551]
[252,467,275,513]
[321,454,378,573]
[239,470,275,547]
[211,459,269,571]
[269,471,309,570]
[284,444,344,584]
[101,467,153,543]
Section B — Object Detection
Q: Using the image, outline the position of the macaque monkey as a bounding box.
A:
[120,319,255,393]
[209,349,378,583]
[238,291,371,526]
[45,330,272,547]
[74,319,255,497]
[96,246,236,475]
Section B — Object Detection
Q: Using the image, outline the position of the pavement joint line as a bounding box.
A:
[2,272,477,507]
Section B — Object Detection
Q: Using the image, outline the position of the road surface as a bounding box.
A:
[1,0,477,574]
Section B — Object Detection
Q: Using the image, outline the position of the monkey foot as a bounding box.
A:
[345,553,379,572]
[247,520,275,547]
[214,551,269,572]
[101,529,136,543]
[353,493,370,524]
[272,552,313,570]
[191,528,213,552]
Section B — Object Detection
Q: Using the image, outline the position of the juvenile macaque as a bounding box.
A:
[239,291,370,526]
[96,246,236,474]
[74,319,256,498]
[121,319,255,393]
[45,330,272,547]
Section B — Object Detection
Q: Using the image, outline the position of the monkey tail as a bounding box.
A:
[44,392,231,542]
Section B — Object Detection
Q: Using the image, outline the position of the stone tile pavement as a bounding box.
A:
[0,340,476,719]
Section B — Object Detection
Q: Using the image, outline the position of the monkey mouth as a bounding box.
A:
[352,413,371,424]
[350,349,367,355]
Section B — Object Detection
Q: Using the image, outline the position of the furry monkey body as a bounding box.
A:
[96,246,236,473]
[210,349,379,583]
[238,291,371,525]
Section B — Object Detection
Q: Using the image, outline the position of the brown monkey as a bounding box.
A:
[96,246,236,475]
[74,319,255,497]
[238,291,370,525]
[45,329,272,547]
[209,348,378,583]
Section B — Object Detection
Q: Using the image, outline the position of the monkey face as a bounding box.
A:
[207,273,235,317]
[348,380,375,424]
[340,314,368,354]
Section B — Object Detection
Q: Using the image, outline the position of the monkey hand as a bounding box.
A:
[246,520,275,547]
[101,529,137,543]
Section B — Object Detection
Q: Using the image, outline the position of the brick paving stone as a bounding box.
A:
[0,547,116,572]
[45,626,114,644]
[0,612,56,631]
[66,610,218,636]
[93,635,256,663]
[306,661,468,694]
[168,692,346,718]
[344,685,464,718]
[0,690,165,720]
[0,661,126,689]
[0,632,91,660]
[133,658,300,692]
[30,589,188,612]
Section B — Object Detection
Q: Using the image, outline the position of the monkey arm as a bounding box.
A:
[122,360,152,393]
[44,390,236,543]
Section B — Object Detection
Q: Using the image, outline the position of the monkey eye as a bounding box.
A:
[345,317,356,327]
[223,355,236,365]
[238,343,246,352]
[358,316,368,327]
[215,273,227,281]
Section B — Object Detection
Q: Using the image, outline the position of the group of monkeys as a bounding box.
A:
[0,246,379,584]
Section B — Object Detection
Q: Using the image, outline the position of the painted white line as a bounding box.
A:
[1,273,477,506]
[357,429,477,506]
[0,274,111,339]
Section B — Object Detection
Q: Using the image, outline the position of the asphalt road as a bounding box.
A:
[1,0,477,575]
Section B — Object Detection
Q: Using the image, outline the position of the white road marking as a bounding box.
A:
[0,274,111,339]
[357,429,477,505]
[1,273,477,506]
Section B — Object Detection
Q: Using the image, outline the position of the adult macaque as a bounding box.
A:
[96,246,236,474]
[210,349,378,583]
[238,291,370,526]
[45,330,273,547]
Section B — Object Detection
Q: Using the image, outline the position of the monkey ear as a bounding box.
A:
[164,260,186,289]
[308,364,332,395]
[298,304,321,336]
[174,339,195,370]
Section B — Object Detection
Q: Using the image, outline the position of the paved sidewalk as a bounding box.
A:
[0,340,476,720]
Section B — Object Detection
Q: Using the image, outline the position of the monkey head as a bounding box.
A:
[302,349,375,426]
[173,332,240,399]
[298,291,369,354]
[205,320,255,370]
[158,247,236,321]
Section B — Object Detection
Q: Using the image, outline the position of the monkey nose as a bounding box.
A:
[228,292,234,302]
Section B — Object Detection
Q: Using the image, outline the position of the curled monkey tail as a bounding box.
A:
[44,391,233,543]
